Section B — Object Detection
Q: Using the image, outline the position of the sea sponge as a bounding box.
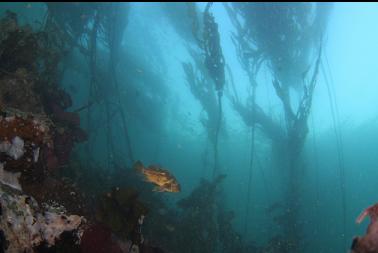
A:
[0,185,85,251]
[0,112,52,174]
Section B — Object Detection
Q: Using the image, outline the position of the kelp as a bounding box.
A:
[179,3,226,177]
[225,3,332,250]
[95,187,148,243]
[231,2,331,89]
[172,175,248,253]
[45,3,135,168]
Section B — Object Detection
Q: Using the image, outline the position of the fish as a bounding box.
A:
[351,203,378,253]
[133,161,181,193]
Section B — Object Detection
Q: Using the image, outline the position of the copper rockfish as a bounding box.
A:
[133,161,181,193]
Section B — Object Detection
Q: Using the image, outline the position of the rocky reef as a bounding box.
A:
[0,184,84,252]
[0,11,90,253]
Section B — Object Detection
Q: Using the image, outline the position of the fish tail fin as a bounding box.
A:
[133,160,144,173]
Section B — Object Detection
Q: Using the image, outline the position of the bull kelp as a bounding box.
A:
[1,2,378,253]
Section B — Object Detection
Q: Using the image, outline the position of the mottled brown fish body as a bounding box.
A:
[133,161,181,193]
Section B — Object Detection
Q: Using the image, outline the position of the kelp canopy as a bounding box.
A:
[232,2,332,89]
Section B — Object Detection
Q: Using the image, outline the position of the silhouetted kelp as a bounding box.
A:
[177,3,227,178]
[0,3,341,253]
[170,175,249,253]
[224,3,333,250]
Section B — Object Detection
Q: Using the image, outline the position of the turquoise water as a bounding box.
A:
[1,2,378,253]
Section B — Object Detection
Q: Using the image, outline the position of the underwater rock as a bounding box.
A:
[33,230,81,253]
[0,11,87,173]
[0,108,86,195]
[0,112,52,177]
[0,12,39,74]
[40,212,83,246]
[351,203,378,253]
[0,70,44,114]
[0,111,55,194]
[42,146,59,170]
[50,103,80,127]
[0,183,85,252]
[20,176,89,217]
[0,163,21,190]
[51,128,87,169]
[0,13,55,143]
[40,87,88,170]
[42,86,81,129]
[4,136,25,160]
[0,229,9,253]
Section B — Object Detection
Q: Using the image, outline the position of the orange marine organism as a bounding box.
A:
[351,203,378,253]
[133,160,181,193]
